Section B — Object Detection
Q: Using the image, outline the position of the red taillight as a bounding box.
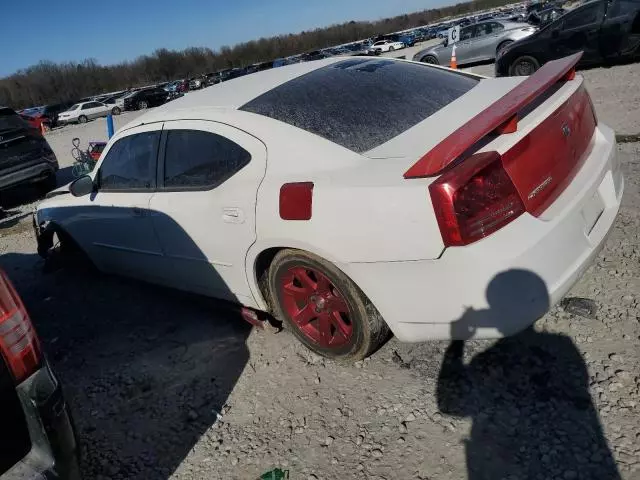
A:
[0,271,41,383]
[429,151,525,246]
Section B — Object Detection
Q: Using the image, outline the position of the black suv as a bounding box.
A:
[0,269,80,479]
[122,88,168,111]
[0,107,58,198]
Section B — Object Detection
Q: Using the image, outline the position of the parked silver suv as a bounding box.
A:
[412,21,536,66]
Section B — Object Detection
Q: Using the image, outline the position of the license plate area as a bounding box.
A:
[581,190,605,236]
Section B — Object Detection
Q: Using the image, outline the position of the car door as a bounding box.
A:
[78,103,94,120]
[83,102,100,119]
[468,22,506,61]
[550,1,606,63]
[65,124,165,281]
[94,102,111,117]
[450,25,477,64]
[148,120,267,305]
[600,0,640,58]
[153,88,167,105]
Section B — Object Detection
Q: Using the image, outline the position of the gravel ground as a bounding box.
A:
[0,65,639,480]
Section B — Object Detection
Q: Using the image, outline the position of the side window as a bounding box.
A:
[163,129,251,189]
[491,22,505,32]
[607,0,637,17]
[81,104,92,110]
[99,131,160,191]
[563,4,600,29]
[476,23,492,37]
[461,26,475,40]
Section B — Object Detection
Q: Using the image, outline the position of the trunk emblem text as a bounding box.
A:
[528,176,553,200]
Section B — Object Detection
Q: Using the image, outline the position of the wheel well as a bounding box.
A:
[254,247,284,307]
[496,40,513,53]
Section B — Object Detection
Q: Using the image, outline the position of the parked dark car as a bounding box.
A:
[0,107,58,196]
[398,33,417,46]
[0,269,80,479]
[226,67,249,81]
[122,87,168,111]
[496,0,640,76]
[18,103,74,129]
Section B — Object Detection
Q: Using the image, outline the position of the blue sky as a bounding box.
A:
[2,0,443,77]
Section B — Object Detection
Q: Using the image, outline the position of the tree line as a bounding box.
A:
[1,0,514,109]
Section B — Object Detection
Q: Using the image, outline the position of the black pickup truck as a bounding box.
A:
[496,0,640,76]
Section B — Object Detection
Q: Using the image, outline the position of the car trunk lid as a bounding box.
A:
[398,53,598,245]
[399,53,595,218]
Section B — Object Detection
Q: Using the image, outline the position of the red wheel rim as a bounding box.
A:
[279,266,353,348]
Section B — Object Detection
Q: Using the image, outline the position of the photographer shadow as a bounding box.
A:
[437,269,620,480]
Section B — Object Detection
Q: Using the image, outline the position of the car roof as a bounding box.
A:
[134,58,344,120]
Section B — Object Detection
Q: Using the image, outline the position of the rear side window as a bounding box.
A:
[240,59,478,153]
[163,129,251,189]
[99,131,160,191]
[563,3,600,29]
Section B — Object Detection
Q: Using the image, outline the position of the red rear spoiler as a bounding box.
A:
[404,52,583,179]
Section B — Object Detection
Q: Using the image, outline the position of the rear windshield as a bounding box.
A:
[0,108,27,131]
[240,58,478,153]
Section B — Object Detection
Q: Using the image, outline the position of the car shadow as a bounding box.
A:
[1,207,253,479]
[436,269,620,480]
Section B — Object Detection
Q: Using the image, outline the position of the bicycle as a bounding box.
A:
[71,137,105,178]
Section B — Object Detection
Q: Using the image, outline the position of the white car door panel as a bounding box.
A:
[66,123,165,281]
[148,120,267,305]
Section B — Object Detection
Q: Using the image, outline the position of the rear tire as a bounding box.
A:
[78,115,88,124]
[265,249,389,362]
[389,46,395,51]
[111,107,121,115]
[421,55,439,65]
[137,100,148,110]
[509,55,540,76]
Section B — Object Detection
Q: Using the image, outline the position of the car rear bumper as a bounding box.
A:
[0,160,58,191]
[343,124,623,342]
[3,361,80,480]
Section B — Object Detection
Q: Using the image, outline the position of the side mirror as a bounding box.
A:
[70,175,95,197]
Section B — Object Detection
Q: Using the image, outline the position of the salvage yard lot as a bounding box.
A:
[1,60,639,480]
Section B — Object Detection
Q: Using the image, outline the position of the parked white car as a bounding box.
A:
[57,101,113,124]
[367,40,405,54]
[34,55,622,361]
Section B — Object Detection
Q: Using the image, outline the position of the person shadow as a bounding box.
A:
[436,269,621,480]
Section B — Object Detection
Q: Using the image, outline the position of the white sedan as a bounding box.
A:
[57,101,113,124]
[367,40,406,54]
[34,54,623,361]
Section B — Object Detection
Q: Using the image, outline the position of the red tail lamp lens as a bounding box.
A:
[0,271,41,383]
[429,152,525,246]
